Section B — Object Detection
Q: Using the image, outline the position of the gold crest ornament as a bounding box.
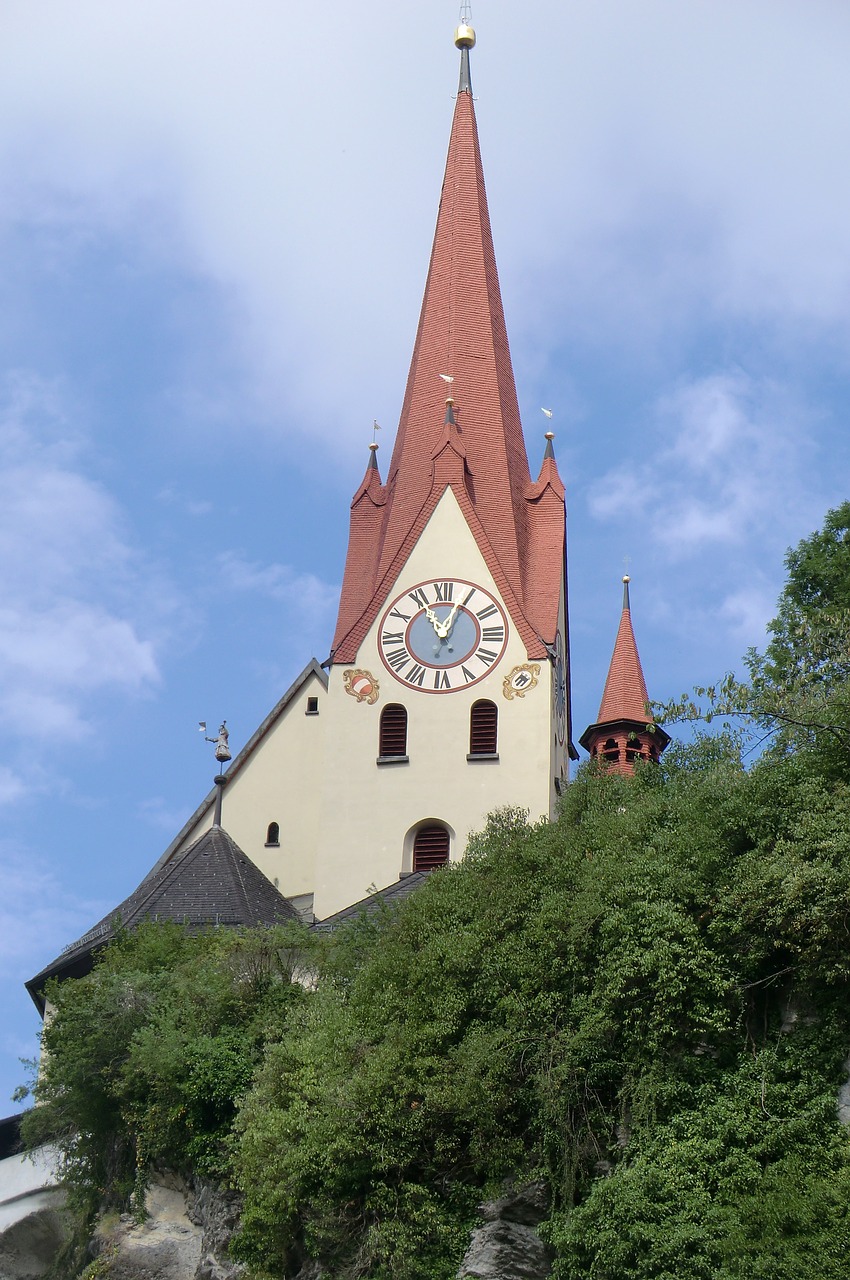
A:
[343,670,380,704]
[503,663,540,699]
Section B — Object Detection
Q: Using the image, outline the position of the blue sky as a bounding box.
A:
[2,0,850,1107]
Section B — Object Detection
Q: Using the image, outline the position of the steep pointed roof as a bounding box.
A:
[595,576,652,724]
[26,825,298,1012]
[332,30,564,663]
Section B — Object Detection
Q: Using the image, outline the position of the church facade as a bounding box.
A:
[157,21,579,923]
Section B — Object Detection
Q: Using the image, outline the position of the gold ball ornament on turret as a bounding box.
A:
[454,22,476,49]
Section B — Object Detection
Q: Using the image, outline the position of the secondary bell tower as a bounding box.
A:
[312,19,575,917]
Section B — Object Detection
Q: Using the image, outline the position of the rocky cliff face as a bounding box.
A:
[457,1182,554,1280]
[0,1200,68,1280]
[0,1171,556,1279]
[84,1176,245,1280]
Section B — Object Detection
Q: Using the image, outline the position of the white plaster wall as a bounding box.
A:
[0,1145,61,1233]
[176,668,327,900]
[313,489,559,918]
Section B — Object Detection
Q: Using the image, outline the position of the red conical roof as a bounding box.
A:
[595,578,651,723]
[332,41,563,664]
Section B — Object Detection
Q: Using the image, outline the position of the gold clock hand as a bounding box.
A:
[441,588,474,638]
[424,606,442,633]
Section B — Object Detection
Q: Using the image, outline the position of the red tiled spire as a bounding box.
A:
[333,444,387,652]
[331,32,566,665]
[579,578,669,774]
[597,577,651,724]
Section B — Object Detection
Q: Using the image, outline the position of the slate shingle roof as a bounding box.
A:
[315,871,432,933]
[26,825,298,1011]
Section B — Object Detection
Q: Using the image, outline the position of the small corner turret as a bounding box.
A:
[579,576,670,774]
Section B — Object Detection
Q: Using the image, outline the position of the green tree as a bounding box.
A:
[23,921,309,1228]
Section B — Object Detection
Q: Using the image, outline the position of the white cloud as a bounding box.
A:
[0,843,106,979]
[217,550,338,617]
[3,1,847,458]
[590,372,811,558]
[720,588,777,649]
[0,374,162,765]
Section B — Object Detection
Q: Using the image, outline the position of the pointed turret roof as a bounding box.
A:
[596,576,652,724]
[579,577,670,760]
[332,26,565,664]
[26,825,298,1012]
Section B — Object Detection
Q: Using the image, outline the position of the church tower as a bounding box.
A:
[579,577,669,774]
[123,20,575,926]
[310,21,574,917]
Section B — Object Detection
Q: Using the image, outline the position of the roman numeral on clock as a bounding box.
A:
[385,648,410,673]
[379,579,509,692]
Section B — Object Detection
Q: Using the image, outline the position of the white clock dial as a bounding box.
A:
[378,578,508,693]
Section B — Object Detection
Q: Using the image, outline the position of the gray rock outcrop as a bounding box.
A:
[86,1176,245,1280]
[457,1181,554,1280]
[0,1204,68,1280]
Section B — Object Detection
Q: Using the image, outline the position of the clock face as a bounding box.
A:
[378,578,509,693]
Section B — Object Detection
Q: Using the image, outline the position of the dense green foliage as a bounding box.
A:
[22,506,850,1279]
[757,499,850,691]
[23,923,308,1223]
[26,735,850,1278]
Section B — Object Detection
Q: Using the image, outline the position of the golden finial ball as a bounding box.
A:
[544,431,555,441]
[623,574,631,584]
[455,21,476,48]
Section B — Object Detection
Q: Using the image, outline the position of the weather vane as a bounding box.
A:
[372,419,381,444]
[198,720,232,764]
[458,1,473,22]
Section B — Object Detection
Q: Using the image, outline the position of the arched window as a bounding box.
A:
[265,821,280,846]
[602,736,620,763]
[412,825,450,872]
[379,704,408,758]
[468,699,498,757]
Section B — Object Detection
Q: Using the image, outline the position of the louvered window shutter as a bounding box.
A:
[412,825,450,871]
[379,705,408,756]
[469,700,498,755]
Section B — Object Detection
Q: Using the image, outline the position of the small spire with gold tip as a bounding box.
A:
[544,430,555,459]
[455,7,475,94]
[622,573,631,610]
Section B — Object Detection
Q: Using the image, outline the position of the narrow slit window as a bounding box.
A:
[379,705,408,758]
[469,699,498,756]
[265,821,280,846]
[412,825,450,872]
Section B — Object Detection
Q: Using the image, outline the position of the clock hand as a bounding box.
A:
[424,606,443,634]
[438,588,474,639]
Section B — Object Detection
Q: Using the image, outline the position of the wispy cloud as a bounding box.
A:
[0,374,163,772]
[0,843,106,979]
[217,550,338,617]
[590,372,811,558]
